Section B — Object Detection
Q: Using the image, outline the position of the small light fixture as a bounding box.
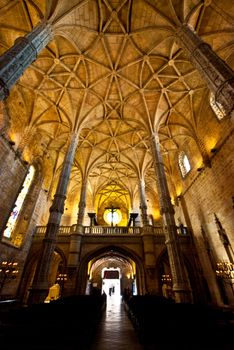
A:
[161,274,172,283]
[0,260,19,292]
[56,273,67,282]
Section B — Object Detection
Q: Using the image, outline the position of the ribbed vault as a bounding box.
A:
[0,0,234,222]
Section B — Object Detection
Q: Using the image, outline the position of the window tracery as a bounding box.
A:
[3,165,35,238]
[210,92,226,120]
[178,152,191,178]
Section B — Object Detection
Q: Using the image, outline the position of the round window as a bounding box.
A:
[104,209,122,225]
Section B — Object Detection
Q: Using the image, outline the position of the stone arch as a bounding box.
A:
[155,248,172,298]
[76,245,146,295]
[155,247,209,303]
[19,245,67,303]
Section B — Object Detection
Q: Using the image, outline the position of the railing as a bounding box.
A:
[153,226,165,235]
[34,225,189,238]
[35,226,47,235]
[34,225,142,237]
[84,226,141,235]
[34,226,72,237]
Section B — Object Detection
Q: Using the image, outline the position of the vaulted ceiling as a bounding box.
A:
[0,0,234,220]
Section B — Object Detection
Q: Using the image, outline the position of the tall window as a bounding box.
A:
[3,165,35,238]
[179,152,191,178]
[210,92,226,120]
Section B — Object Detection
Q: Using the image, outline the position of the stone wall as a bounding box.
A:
[175,129,234,304]
[179,130,234,252]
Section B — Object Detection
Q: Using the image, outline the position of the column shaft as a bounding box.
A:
[151,133,192,303]
[67,179,87,267]
[28,132,78,304]
[77,179,87,225]
[0,21,53,100]
[176,24,234,116]
[142,226,157,294]
[138,179,149,226]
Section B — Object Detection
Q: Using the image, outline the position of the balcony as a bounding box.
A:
[33,225,187,239]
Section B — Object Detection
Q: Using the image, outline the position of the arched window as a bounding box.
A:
[210,92,226,120]
[3,165,35,238]
[178,152,191,178]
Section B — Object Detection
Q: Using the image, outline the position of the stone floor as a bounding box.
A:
[89,295,234,350]
[90,294,144,350]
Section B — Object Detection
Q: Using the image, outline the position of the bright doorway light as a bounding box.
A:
[102,278,121,297]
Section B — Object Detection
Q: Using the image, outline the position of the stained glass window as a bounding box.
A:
[3,165,35,238]
[210,93,226,120]
[179,152,191,178]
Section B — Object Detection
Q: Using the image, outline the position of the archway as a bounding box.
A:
[77,245,146,297]
[156,248,208,303]
[19,247,67,304]
[87,254,136,299]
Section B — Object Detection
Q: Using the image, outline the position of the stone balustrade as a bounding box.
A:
[33,224,189,239]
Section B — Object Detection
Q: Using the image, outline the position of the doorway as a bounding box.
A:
[102,278,121,297]
[102,268,121,299]
[84,249,142,297]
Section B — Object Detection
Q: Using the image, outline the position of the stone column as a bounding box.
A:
[142,225,157,294]
[150,133,192,303]
[176,24,234,117]
[28,132,78,304]
[0,21,53,100]
[67,179,87,268]
[77,179,87,225]
[138,179,149,226]
[67,224,83,269]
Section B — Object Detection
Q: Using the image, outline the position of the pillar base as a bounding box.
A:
[64,266,78,292]
[173,285,193,303]
[27,287,49,305]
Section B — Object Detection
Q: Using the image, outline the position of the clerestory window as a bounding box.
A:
[179,152,191,178]
[210,92,226,120]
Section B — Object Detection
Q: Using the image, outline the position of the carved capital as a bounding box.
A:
[216,78,234,115]
[0,21,53,101]
[176,23,234,118]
